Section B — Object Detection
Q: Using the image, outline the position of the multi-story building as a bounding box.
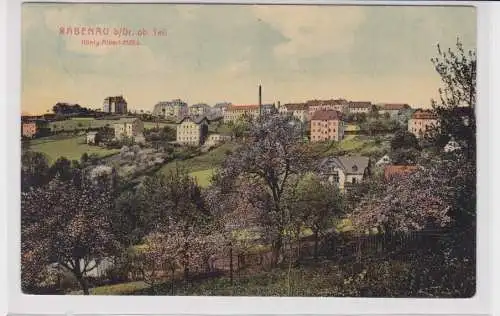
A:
[176,116,210,146]
[153,99,188,119]
[113,118,144,140]
[21,122,38,138]
[261,103,277,115]
[103,95,128,114]
[189,103,211,116]
[307,99,349,117]
[408,107,473,139]
[21,119,49,138]
[408,109,439,138]
[310,110,345,142]
[280,103,309,123]
[377,103,411,119]
[223,105,260,123]
[213,102,231,117]
[348,101,373,114]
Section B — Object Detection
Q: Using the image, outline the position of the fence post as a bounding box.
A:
[229,242,233,285]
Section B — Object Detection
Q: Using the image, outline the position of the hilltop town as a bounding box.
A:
[21,40,476,298]
[21,84,466,188]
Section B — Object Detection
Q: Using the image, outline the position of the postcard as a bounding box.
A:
[19,1,478,301]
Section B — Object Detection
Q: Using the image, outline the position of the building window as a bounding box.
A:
[352,178,357,184]
[332,171,339,183]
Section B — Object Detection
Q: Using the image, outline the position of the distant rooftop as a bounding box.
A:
[176,115,209,124]
[384,165,419,180]
[319,155,370,175]
[227,104,260,111]
[310,110,343,121]
[348,101,372,109]
[379,103,410,110]
[104,95,127,103]
[283,103,307,111]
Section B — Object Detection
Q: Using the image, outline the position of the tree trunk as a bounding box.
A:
[204,256,211,273]
[296,226,301,259]
[271,235,283,267]
[229,245,233,285]
[76,274,90,295]
[313,229,319,259]
[171,268,175,295]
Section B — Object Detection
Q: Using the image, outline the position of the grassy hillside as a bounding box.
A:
[143,122,177,129]
[189,168,216,187]
[49,118,176,132]
[26,135,119,163]
[309,135,391,160]
[160,142,238,175]
[49,119,116,132]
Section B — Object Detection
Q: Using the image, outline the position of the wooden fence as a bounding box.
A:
[39,229,448,294]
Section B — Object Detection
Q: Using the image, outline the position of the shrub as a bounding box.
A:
[104,266,130,284]
[59,271,80,292]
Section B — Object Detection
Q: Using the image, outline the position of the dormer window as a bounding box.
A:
[352,165,358,172]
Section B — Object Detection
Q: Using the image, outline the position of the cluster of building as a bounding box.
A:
[157,85,418,146]
[23,86,472,149]
[86,117,145,144]
[152,99,232,120]
[316,154,422,193]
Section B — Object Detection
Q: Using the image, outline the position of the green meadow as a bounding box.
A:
[26,135,119,163]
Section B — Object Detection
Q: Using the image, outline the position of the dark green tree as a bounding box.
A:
[291,175,343,258]
[430,38,476,158]
[21,151,51,191]
[390,130,420,165]
[49,157,74,181]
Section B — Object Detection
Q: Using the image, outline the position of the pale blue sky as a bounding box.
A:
[21,4,476,114]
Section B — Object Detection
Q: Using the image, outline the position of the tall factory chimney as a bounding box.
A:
[258,84,262,116]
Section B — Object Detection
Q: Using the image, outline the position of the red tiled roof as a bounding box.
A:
[384,165,419,180]
[412,109,437,119]
[305,100,322,106]
[380,103,410,110]
[310,110,343,121]
[227,105,260,111]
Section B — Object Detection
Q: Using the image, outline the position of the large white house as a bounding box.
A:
[176,116,210,146]
[317,156,371,192]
